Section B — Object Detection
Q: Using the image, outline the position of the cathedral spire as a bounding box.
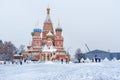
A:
[45,5,52,23]
[47,4,50,15]
[55,20,62,32]
[35,20,39,27]
[58,20,60,26]
[43,6,54,40]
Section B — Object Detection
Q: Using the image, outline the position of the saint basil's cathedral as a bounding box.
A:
[23,7,69,61]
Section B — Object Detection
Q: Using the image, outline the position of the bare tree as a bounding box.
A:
[0,43,4,60]
[0,44,3,54]
[18,45,25,55]
[75,48,83,63]
[2,41,16,60]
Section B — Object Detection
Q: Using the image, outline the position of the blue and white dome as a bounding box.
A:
[33,28,42,33]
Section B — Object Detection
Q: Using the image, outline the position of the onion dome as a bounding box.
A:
[31,28,42,36]
[46,31,53,38]
[33,28,42,33]
[55,22,62,32]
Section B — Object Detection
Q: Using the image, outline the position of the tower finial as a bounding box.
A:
[58,19,60,26]
[55,19,62,32]
[47,4,50,9]
[29,40,31,46]
[35,20,39,27]
[47,4,50,15]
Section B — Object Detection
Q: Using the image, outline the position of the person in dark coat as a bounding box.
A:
[95,55,98,62]
[4,61,6,64]
[61,59,63,64]
[24,59,27,63]
[20,60,22,65]
[98,57,101,62]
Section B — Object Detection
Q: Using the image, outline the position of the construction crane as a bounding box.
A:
[85,44,90,52]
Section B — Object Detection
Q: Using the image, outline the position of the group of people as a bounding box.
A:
[11,60,23,65]
[92,55,101,62]
[0,58,70,65]
[0,60,23,65]
[61,58,70,64]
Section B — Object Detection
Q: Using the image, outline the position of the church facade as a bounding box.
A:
[23,7,69,61]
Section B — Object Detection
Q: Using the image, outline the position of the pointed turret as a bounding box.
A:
[43,6,54,40]
[47,5,50,15]
[31,20,42,50]
[44,6,52,23]
[54,21,64,51]
[55,21,62,32]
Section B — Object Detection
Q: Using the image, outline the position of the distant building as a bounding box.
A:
[83,50,120,60]
[110,52,120,60]
[23,7,69,61]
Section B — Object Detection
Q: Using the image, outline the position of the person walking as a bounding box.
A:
[20,60,22,65]
[61,59,63,64]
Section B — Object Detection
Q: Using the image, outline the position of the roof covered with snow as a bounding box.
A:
[42,45,57,52]
[86,50,109,54]
[46,31,53,36]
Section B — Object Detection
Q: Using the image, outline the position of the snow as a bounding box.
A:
[0,61,120,80]
[85,58,90,63]
[103,57,109,62]
[112,57,117,61]
[46,31,53,36]
[44,61,54,64]
[42,45,57,52]
[81,58,85,63]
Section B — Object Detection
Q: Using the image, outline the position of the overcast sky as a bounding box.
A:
[0,0,120,55]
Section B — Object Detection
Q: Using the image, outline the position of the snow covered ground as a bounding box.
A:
[0,61,120,80]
